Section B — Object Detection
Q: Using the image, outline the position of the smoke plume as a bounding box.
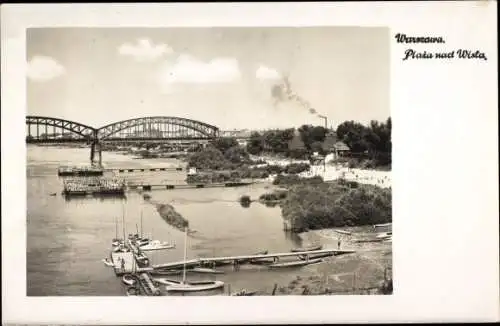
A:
[270,76,322,119]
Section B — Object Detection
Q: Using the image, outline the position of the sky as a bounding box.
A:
[26,27,390,130]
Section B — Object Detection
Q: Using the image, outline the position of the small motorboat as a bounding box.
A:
[290,245,323,252]
[126,286,140,296]
[165,280,225,292]
[122,274,137,286]
[102,258,115,267]
[139,240,175,251]
[188,267,225,274]
[269,258,323,268]
[231,289,257,296]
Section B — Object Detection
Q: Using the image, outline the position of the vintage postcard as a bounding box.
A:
[2,2,498,325]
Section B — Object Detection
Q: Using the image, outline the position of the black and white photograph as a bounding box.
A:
[26,27,392,297]
[3,2,498,325]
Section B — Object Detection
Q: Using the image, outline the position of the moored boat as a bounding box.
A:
[335,229,352,235]
[139,240,175,251]
[102,258,115,267]
[126,286,140,296]
[249,257,275,265]
[150,269,183,276]
[269,258,323,268]
[298,252,334,260]
[165,280,225,292]
[231,289,257,296]
[188,267,225,274]
[290,245,323,252]
[164,227,225,293]
[122,274,137,286]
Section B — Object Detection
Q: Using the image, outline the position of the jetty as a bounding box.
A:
[110,251,153,276]
[152,248,355,270]
[106,167,185,173]
[128,181,254,191]
[58,165,104,176]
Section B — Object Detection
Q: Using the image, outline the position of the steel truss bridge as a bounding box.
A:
[26,116,220,165]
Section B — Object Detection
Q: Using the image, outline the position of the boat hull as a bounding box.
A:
[290,245,323,252]
[165,281,224,292]
[269,258,323,268]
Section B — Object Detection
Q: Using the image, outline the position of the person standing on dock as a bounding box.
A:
[121,258,125,272]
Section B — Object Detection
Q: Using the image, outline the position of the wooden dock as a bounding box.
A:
[128,181,254,191]
[105,167,184,173]
[152,248,355,270]
[110,251,153,276]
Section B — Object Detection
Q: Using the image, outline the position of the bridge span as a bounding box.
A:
[26,115,220,165]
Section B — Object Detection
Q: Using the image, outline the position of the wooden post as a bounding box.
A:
[272,283,278,296]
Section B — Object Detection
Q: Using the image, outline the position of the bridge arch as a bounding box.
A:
[96,116,220,140]
[26,116,96,140]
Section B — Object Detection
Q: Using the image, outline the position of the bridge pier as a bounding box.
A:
[90,141,102,167]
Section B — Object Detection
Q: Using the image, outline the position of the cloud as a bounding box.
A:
[118,38,173,62]
[256,65,281,80]
[159,54,241,85]
[26,56,66,82]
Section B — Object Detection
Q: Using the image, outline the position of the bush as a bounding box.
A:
[273,174,324,186]
[281,181,391,231]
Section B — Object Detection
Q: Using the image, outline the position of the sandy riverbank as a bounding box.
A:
[267,226,392,295]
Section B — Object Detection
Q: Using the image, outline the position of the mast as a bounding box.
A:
[182,227,188,284]
[115,214,118,240]
[122,202,126,241]
[140,210,143,238]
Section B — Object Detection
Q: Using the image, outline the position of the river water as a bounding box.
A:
[27,145,307,296]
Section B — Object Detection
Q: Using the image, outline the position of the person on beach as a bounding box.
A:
[337,239,341,249]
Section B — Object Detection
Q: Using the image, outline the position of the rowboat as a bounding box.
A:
[290,245,323,252]
[165,279,225,292]
[298,252,334,260]
[269,258,323,268]
[102,258,115,267]
[152,278,180,286]
[189,267,225,274]
[126,286,140,296]
[231,289,257,296]
[249,257,275,265]
[122,274,137,286]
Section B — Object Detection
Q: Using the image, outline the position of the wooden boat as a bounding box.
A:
[335,229,352,235]
[298,252,334,260]
[165,280,225,292]
[102,258,115,267]
[376,232,392,239]
[237,250,269,264]
[122,274,137,286]
[188,267,225,274]
[249,258,275,265]
[126,286,140,296]
[269,258,323,268]
[231,289,257,296]
[150,269,183,276]
[152,277,180,286]
[164,227,225,293]
[139,240,175,251]
[290,245,323,252]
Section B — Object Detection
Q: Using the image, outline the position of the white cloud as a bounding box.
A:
[118,38,173,62]
[159,54,241,85]
[26,56,66,82]
[255,65,281,80]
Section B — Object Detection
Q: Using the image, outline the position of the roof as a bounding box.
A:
[334,141,350,151]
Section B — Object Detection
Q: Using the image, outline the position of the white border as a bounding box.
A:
[2,2,499,324]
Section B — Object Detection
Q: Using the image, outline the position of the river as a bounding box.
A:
[27,145,307,296]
